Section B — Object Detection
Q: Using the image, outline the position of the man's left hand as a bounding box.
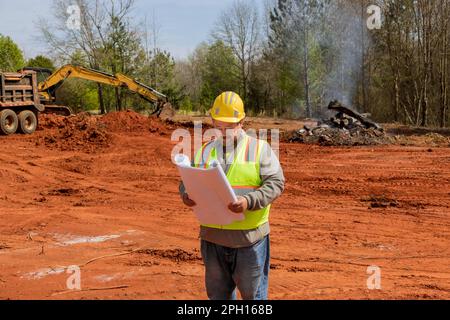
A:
[228,196,248,213]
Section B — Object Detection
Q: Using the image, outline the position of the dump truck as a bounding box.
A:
[0,70,46,135]
[0,65,170,135]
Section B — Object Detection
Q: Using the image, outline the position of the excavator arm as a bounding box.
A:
[114,74,165,104]
[38,64,168,114]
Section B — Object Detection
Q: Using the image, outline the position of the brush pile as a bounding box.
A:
[287,100,386,146]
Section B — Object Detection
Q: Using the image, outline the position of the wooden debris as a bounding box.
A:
[288,100,385,146]
[327,100,382,130]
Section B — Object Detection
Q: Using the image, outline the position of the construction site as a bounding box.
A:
[0,108,449,299]
[1,0,450,301]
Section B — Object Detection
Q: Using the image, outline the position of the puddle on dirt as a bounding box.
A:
[22,267,66,280]
[19,230,143,280]
[50,230,143,246]
[94,271,135,283]
[52,233,121,246]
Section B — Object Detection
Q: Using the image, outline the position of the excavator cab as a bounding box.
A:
[22,67,53,84]
[20,67,73,116]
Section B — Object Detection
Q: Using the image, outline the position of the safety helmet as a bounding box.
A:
[210,91,245,123]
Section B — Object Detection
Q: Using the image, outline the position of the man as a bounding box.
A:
[179,91,285,300]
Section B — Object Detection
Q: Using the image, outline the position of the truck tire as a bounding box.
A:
[0,109,19,135]
[18,110,38,134]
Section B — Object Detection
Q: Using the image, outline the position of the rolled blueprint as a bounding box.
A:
[174,153,191,167]
[175,154,243,225]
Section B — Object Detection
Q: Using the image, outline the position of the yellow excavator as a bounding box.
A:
[0,64,170,135]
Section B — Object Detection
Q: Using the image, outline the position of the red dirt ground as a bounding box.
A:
[0,111,449,300]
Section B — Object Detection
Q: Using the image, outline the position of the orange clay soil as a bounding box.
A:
[0,111,449,300]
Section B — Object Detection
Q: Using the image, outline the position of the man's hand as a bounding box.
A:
[182,193,196,207]
[228,196,248,213]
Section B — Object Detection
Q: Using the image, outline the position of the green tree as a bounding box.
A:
[56,79,99,113]
[213,0,261,102]
[267,0,331,118]
[40,0,137,114]
[174,41,240,113]
[54,51,100,113]
[104,14,144,111]
[140,49,184,109]
[0,34,25,71]
[200,41,240,108]
[26,55,55,70]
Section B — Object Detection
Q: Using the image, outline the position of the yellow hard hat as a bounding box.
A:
[210,91,245,123]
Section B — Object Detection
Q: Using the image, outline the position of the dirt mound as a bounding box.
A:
[99,110,172,135]
[35,110,178,153]
[385,125,450,137]
[382,132,450,147]
[36,113,110,153]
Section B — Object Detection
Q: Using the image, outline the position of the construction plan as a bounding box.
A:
[174,154,244,225]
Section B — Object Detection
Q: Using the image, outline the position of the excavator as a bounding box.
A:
[0,64,170,135]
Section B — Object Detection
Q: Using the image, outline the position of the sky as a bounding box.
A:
[0,0,265,60]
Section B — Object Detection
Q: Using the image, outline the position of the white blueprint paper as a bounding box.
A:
[174,154,244,225]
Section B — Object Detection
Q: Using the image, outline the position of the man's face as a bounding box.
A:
[212,119,243,146]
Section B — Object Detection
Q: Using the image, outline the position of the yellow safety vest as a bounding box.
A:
[193,134,270,230]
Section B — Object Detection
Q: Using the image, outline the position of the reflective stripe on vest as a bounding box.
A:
[193,134,270,230]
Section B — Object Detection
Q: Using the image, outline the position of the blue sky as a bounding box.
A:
[0,0,264,60]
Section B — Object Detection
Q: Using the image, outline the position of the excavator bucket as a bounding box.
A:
[152,101,175,118]
[42,105,74,116]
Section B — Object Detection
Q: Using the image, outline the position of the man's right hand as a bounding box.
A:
[182,193,196,207]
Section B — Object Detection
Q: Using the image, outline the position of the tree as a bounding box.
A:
[26,55,55,70]
[174,44,207,112]
[0,34,25,71]
[268,0,330,117]
[174,41,240,113]
[39,0,136,114]
[139,49,183,110]
[438,0,449,128]
[213,0,261,103]
[54,50,99,113]
[104,9,144,111]
[370,0,449,127]
[201,41,240,106]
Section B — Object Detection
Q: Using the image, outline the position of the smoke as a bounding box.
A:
[321,2,369,109]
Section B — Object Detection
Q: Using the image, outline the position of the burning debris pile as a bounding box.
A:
[287,101,386,146]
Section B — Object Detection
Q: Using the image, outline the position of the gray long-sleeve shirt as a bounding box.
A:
[179,130,285,248]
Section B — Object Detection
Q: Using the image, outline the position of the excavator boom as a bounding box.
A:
[38,64,168,111]
[114,73,166,104]
[38,65,122,93]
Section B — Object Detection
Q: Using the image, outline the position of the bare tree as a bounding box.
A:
[38,0,135,114]
[175,43,208,108]
[438,0,449,127]
[142,10,162,88]
[213,0,261,101]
